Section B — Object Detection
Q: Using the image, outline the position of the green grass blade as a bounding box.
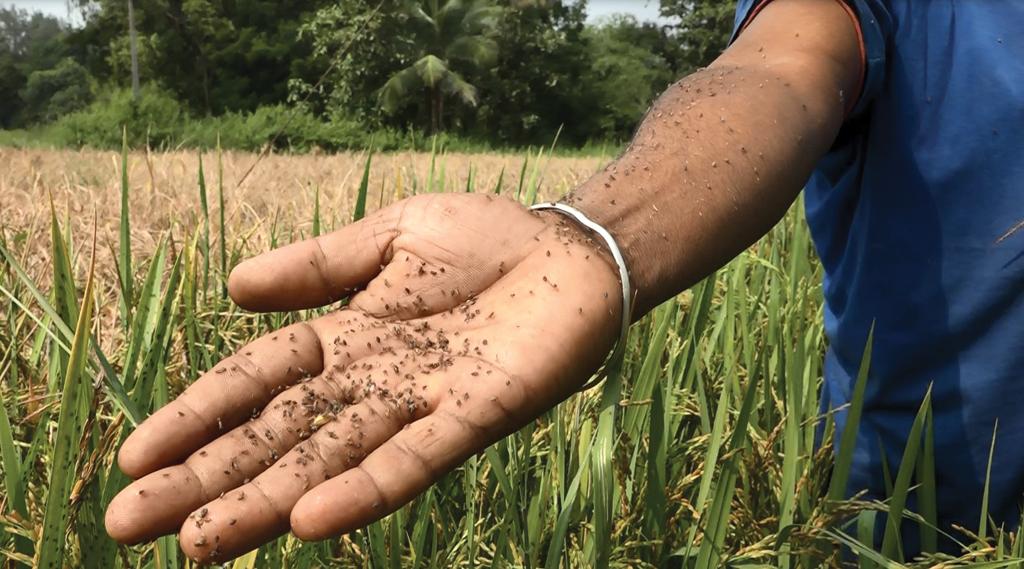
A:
[492,165,505,195]
[485,446,516,505]
[0,246,140,425]
[522,146,546,206]
[683,369,730,556]
[121,240,167,391]
[545,440,594,569]
[436,150,448,194]
[367,519,388,567]
[198,153,211,300]
[526,125,562,206]
[410,488,435,566]
[119,126,133,323]
[48,202,78,336]
[182,233,204,378]
[917,404,937,552]
[428,136,438,193]
[217,134,227,297]
[645,377,668,559]
[91,339,141,426]
[78,469,118,568]
[515,151,529,202]
[464,455,478,569]
[858,510,879,569]
[0,381,26,516]
[36,230,97,569]
[828,324,875,502]
[130,252,183,412]
[880,385,932,561]
[353,146,374,222]
[313,185,322,237]
[622,301,675,437]
[826,529,905,569]
[591,337,628,569]
[694,369,760,567]
[389,506,403,569]
[979,419,999,543]
[47,205,76,394]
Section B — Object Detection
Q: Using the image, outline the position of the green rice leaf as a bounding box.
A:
[354,145,374,222]
[828,324,875,503]
[825,528,905,569]
[545,438,594,569]
[217,134,227,297]
[0,378,25,516]
[492,165,505,195]
[880,385,932,560]
[979,420,999,543]
[694,368,760,567]
[313,185,322,237]
[917,403,937,552]
[591,331,627,569]
[130,251,183,412]
[35,228,97,569]
[515,151,529,202]
[121,239,167,391]
[119,126,133,323]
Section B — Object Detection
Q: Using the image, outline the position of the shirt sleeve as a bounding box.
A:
[729,0,892,121]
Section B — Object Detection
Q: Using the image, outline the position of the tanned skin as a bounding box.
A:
[105,0,861,562]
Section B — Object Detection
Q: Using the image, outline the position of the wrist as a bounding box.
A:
[557,183,661,318]
[531,203,633,344]
[533,209,621,290]
[529,207,626,381]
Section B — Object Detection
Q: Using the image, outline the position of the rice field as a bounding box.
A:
[0,144,1019,568]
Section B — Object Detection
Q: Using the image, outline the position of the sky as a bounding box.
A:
[6,0,667,26]
[6,0,83,25]
[585,0,664,23]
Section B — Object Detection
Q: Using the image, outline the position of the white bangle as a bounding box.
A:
[530,202,633,389]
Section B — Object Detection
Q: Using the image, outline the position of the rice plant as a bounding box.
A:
[1,141,1021,568]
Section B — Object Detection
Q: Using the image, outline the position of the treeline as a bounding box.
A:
[0,0,735,151]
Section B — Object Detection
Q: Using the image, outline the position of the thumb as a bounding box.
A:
[228,203,405,312]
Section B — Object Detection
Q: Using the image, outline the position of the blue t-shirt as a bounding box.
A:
[733,0,1024,541]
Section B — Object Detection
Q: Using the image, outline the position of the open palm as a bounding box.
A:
[104,194,621,562]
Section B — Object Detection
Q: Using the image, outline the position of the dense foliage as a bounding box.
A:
[65,0,330,114]
[1,0,737,150]
[0,6,80,127]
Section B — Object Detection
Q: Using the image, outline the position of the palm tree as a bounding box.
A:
[379,0,501,133]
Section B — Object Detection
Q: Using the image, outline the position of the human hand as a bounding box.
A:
[104,194,622,562]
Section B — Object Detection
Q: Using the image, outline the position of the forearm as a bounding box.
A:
[565,2,859,315]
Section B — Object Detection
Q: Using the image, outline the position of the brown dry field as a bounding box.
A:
[2,146,609,277]
[2,147,608,342]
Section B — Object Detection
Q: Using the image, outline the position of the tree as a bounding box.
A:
[68,0,332,114]
[0,6,71,126]
[22,58,95,122]
[378,0,502,133]
[0,53,26,127]
[660,0,737,73]
[0,6,67,65]
[469,0,590,145]
[295,0,409,124]
[578,15,674,140]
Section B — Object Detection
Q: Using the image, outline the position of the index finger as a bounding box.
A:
[228,204,404,312]
[117,322,323,478]
[290,367,524,540]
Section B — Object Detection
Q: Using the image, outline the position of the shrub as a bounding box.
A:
[21,58,95,123]
[55,84,184,148]
[44,90,575,154]
[182,106,409,153]
[183,105,331,152]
